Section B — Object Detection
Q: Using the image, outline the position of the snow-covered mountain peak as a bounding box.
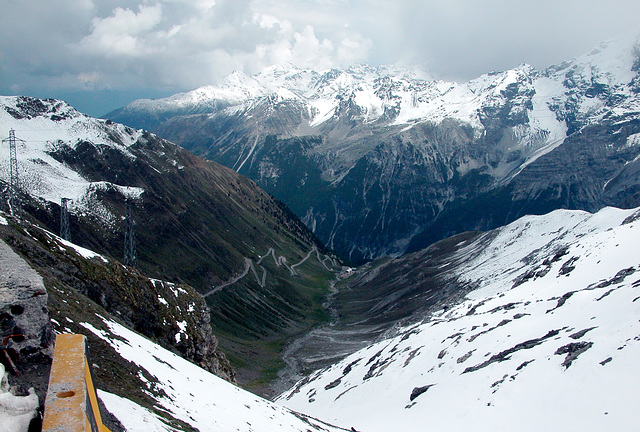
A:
[117,32,640,131]
[1,96,141,151]
[1,96,145,223]
[543,33,640,88]
[257,62,305,80]
[225,69,255,84]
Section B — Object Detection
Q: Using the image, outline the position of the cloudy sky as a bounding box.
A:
[2,0,640,116]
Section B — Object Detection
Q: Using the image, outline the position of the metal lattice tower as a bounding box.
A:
[60,198,71,241]
[124,200,137,268]
[2,129,23,217]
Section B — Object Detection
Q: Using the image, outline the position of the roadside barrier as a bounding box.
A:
[42,334,111,432]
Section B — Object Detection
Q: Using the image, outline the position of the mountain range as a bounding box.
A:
[108,33,640,263]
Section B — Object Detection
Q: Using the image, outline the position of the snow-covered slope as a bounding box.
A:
[277,206,640,431]
[0,96,144,225]
[81,316,347,432]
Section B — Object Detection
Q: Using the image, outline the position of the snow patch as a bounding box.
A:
[625,132,640,148]
[175,320,187,343]
[0,364,39,432]
[98,390,171,432]
[58,238,107,262]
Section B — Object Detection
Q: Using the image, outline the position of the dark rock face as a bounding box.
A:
[463,329,561,374]
[0,240,54,363]
[0,237,54,425]
[554,341,594,369]
[409,384,434,401]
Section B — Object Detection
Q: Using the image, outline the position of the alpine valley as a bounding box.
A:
[0,33,639,432]
[108,34,640,263]
[0,95,341,394]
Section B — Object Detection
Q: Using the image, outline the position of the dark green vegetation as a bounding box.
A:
[205,251,339,391]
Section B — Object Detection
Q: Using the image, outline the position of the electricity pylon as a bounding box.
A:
[60,198,71,241]
[124,200,137,268]
[2,129,23,217]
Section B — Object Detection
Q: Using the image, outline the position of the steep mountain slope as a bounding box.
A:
[91,315,349,432]
[0,96,340,388]
[0,213,233,383]
[0,213,348,432]
[277,206,640,431]
[108,34,640,263]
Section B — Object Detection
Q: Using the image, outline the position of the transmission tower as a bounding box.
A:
[60,198,71,241]
[124,200,137,268]
[2,129,23,217]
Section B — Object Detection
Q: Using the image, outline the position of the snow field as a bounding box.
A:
[278,206,640,432]
[80,317,347,432]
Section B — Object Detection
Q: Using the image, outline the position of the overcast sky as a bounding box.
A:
[2,0,640,116]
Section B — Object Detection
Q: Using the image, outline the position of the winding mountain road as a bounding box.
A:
[201,257,253,298]
[202,247,336,298]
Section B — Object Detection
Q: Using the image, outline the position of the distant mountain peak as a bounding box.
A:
[106,34,640,263]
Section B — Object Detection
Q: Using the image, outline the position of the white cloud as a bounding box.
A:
[79,4,163,57]
[248,15,371,74]
[2,0,640,116]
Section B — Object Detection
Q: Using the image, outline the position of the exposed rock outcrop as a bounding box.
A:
[0,236,54,429]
